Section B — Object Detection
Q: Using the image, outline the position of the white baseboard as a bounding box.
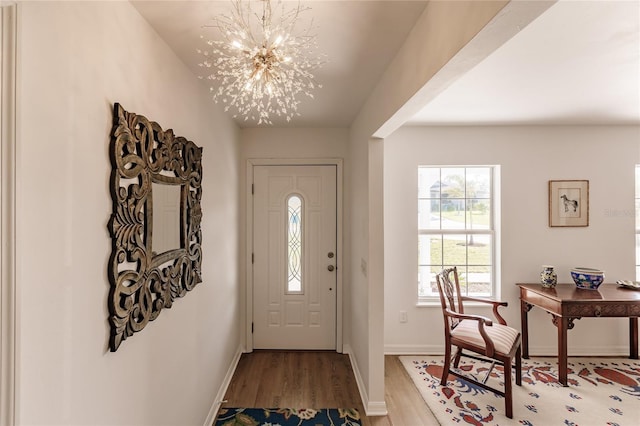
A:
[524,345,631,357]
[384,344,444,355]
[343,344,388,416]
[203,345,244,426]
[365,401,389,417]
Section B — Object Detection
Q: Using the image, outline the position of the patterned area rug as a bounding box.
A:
[400,356,640,425]
[214,408,362,426]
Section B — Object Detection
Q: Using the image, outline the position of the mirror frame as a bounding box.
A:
[108,103,203,351]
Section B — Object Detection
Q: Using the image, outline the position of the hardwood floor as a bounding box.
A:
[218,351,440,426]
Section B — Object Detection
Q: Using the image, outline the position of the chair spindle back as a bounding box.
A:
[436,267,465,328]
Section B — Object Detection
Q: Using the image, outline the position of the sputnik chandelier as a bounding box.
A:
[198,0,324,125]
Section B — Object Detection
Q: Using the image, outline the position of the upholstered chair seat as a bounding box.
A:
[451,319,521,357]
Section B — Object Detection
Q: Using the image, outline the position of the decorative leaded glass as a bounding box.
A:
[287,195,303,293]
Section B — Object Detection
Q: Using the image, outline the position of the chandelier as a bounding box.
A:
[198,0,324,125]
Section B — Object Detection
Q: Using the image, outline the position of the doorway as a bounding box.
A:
[247,160,342,351]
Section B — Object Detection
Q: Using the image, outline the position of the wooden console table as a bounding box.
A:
[518,283,640,386]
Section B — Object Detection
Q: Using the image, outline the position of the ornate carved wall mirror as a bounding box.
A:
[108,103,203,351]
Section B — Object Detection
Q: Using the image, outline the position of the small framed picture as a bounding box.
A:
[549,180,589,227]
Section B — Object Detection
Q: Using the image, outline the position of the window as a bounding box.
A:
[287,194,303,293]
[418,167,496,301]
[636,166,640,279]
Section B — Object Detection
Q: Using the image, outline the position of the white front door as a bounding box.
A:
[252,165,337,349]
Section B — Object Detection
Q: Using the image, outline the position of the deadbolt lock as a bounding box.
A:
[328,252,335,258]
[327,265,335,272]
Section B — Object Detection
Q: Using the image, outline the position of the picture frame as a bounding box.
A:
[108,103,203,351]
[549,180,589,227]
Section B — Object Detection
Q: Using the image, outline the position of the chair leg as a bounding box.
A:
[453,347,462,368]
[515,345,522,386]
[504,357,513,419]
[441,345,452,386]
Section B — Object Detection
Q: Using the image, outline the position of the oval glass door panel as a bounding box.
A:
[287,194,303,294]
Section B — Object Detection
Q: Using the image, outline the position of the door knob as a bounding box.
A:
[327,265,335,272]
[328,252,335,258]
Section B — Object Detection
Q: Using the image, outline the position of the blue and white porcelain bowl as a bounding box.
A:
[570,267,605,290]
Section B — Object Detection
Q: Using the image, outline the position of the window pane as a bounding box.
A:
[441,168,465,198]
[418,167,440,198]
[287,195,302,293]
[442,234,467,265]
[418,265,437,297]
[418,199,441,229]
[441,200,466,230]
[419,234,442,265]
[467,265,491,297]
[466,198,491,230]
[466,168,491,198]
[455,265,468,295]
[468,234,491,265]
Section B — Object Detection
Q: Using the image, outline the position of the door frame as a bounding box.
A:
[245,158,343,353]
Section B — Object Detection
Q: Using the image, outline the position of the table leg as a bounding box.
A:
[558,316,568,386]
[630,317,638,359]
[520,299,530,359]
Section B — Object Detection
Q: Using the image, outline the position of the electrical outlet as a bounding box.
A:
[399,310,408,323]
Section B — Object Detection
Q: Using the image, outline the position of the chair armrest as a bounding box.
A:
[444,309,493,327]
[462,296,507,306]
[461,296,508,325]
[445,308,497,357]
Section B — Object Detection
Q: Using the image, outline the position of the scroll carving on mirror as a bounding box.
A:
[108,103,203,351]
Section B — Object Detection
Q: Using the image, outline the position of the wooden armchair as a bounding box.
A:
[435,267,522,418]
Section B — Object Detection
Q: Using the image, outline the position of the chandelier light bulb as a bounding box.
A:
[198,0,325,125]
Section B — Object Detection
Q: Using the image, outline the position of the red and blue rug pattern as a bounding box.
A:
[214,408,362,426]
[400,356,640,426]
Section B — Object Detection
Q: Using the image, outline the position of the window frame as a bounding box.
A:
[417,166,498,304]
[635,165,640,280]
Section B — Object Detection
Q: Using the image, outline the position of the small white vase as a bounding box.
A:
[540,265,557,288]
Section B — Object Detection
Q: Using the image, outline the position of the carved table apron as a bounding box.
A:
[518,283,640,386]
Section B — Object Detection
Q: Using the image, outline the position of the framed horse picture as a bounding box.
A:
[549,180,589,227]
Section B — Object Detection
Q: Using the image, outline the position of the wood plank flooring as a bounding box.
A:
[218,351,439,426]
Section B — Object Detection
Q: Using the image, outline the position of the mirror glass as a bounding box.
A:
[152,183,181,254]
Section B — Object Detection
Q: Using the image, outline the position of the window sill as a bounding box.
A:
[416,301,441,308]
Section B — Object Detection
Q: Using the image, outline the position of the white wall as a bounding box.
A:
[241,127,348,159]
[346,0,511,414]
[17,2,240,425]
[239,127,349,348]
[384,125,640,356]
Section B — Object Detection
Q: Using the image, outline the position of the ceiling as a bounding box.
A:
[133,0,640,128]
[407,0,640,126]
